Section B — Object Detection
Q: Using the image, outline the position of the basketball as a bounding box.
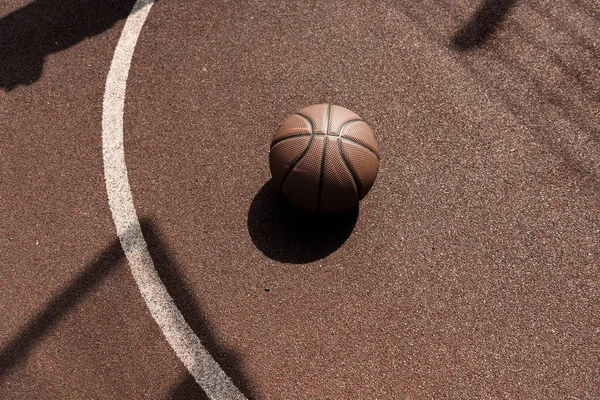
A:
[269,104,380,213]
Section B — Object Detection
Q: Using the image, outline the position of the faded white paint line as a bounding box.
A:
[101,1,245,398]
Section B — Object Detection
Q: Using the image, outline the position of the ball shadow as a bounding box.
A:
[247,180,358,264]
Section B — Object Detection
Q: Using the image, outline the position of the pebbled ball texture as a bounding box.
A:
[269,104,380,213]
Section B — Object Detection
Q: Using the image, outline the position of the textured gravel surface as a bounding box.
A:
[2,0,599,398]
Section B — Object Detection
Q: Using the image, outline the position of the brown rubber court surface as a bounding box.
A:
[1,0,599,398]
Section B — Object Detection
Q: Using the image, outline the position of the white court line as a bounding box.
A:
[101,1,245,398]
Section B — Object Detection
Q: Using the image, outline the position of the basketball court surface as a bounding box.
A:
[1,0,599,398]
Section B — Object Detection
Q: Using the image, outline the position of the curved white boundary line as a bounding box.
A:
[101,1,245,398]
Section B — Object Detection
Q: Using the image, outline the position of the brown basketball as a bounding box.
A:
[269,104,380,213]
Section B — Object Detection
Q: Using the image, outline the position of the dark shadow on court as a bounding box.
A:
[163,374,210,400]
[0,0,138,91]
[0,239,125,379]
[0,220,254,399]
[247,180,358,264]
[452,0,518,50]
[140,219,257,399]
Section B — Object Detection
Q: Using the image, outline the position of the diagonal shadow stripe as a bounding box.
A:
[453,0,518,50]
[140,219,257,400]
[0,221,255,398]
[164,374,210,400]
[0,239,124,379]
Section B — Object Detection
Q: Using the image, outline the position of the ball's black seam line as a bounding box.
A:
[294,112,314,131]
[279,136,314,192]
[340,136,380,160]
[272,115,365,147]
[316,104,331,213]
[338,119,379,159]
[270,113,313,149]
[272,133,379,160]
[336,118,363,136]
[338,137,363,200]
[279,113,315,193]
[271,132,312,147]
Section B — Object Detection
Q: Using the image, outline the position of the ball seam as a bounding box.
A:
[316,104,332,213]
[338,137,362,200]
[336,118,363,136]
[279,112,315,192]
[270,113,313,149]
[272,133,379,160]
[339,120,380,160]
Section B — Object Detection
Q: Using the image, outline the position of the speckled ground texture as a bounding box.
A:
[2,0,599,399]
